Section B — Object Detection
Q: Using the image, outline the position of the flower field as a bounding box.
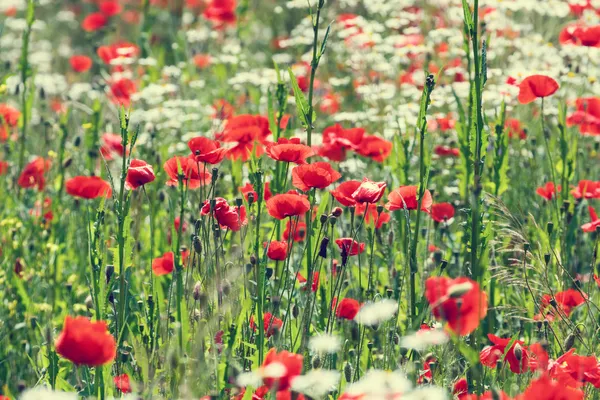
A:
[1,0,600,398]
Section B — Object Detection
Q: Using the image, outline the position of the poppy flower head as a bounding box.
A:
[0,103,20,141]
[425,276,488,336]
[536,182,561,200]
[163,155,211,189]
[239,181,272,202]
[291,161,341,192]
[55,316,116,366]
[66,176,112,199]
[82,12,108,32]
[385,185,433,213]
[330,180,362,207]
[187,136,229,164]
[125,159,156,189]
[265,137,315,164]
[351,178,387,203]
[335,298,361,320]
[219,114,271,161]
[266,192,311,220]
[430,202,455,222]
[283,219,306,242]
[480,334,529,374]
[335,238,365,256]
[114,374,132,393]
[152,252,175,276]
[99,0,122,17]
[355,134,393,162]
[582,206,600,232]
[571,180,600,199]
[69,55,93,73]
[18,157,51,191]
[517,75,559,104]
[201,197,248,231]
[250,312,283,338]
[264,240,288,261]
[434,145,460,157]
[261,348,303,391]
[109,78,136,107]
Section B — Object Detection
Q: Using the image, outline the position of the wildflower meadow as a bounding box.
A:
[1,0,600,399]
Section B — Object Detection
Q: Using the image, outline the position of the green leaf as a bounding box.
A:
[288,68,315,128]
[451,334,480,366]
[461,0,473,31]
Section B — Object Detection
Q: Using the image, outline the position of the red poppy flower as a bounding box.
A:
[125,159,155,189]
[425,276,488,336]
[335,238,365,256]
[0,103,20,141]
[296,272,319,292]
[55,316,116,366]
[114,374,132,393]
[193,54,212,70]
[548,349,600,389]
[385,186,433,213]
[82,12,108,31]
[291,161,341,192]
[320,92,340,114]
[560,24,600,47]
[330,180,362,206]
[582,206,600,232]
[480,334,529,374]
[317,124,365,161]
[99,0,122,17]
[201,197,248,231]
[430,202,455,222]
[434,145,460,157]
[283,219,306,242]
[163,155,211,189]
[571,180,600,199]
[536,182,561,200]
[99,133,125,160]
[239,181,272,202]
[260,348,303,391]
[18,157,51,191]
[69,55,92,73]
[355,203,390,229]
[250,312,283,338]
[203,0,237,25]
[66,176,112,199]
[335,298,361,319]
[506,118,527,139]
[517,75,559,104]
[152,251,174,276]
[109,78,136,106]
[540,288,586,318]
[265,137,315,164]
[264,240,288,261]
[97,42,139,65]
[453,378,468,400]
[355,135,393,162]
[351,178,387,203]
[266,192,311,220]
[187,137,229,164]
[218,114,271,161]
[566,97,600,136]
[517,375,584,400]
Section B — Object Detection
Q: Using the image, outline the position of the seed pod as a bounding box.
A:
[85,295,94,309]
[319,214,328,224]
[211,168,219,182]
[193,235,202,253]
[248,192,255,205]
[265,267,274,280]
[105,264,114,283]
[312,355,321,369]
[292,304,300,319]
[193,281,202,301]
[564,333,576,351]
[513,343,523,361]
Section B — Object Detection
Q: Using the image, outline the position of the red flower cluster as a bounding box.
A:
[317,124,392,162]
[217,114,271,161]
[567,97,600,136]
[559,24,600,47]
[18,157,51,191]
[250,312,283,338]
[201,197,247,231]
[163,155,211,189]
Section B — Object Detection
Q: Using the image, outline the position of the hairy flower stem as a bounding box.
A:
[306,0,325,147]
[253,171,266,364]
[175,177,186,355]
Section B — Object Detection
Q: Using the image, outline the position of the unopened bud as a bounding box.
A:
[85,295,94,309]
[319,237,329,258]
[193,281,202,301]
[513,343,523,361]
[332,207,343,217]
[564,333,576,351]
[105,264,114,283]
[320,214,328,224]
[344,362,353,383]
[248,192,255,205]
[193,235,202,253]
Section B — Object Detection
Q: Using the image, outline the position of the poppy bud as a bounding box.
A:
[513,343,523,361]
[248,192,255,205]
[105,264,114,283]
[221,280,231,296]
[85,295,94,309]
[544,254,551,265]
[440,259,448,270]
[386,288,393,298]
[329,216,337,226]
[320,214,328,224]
[351,324,360,341]
[158,191,166,203]
[193,281,202,301]
[265,267,274,280]
[523,243,530,252]
[319,237,329,258]
[211,168,219,182]
[426,74,435,90]
[388,231,394,247]
[62,157,73,169]
[292,304,300,319]
[546,222,554,235]
[235,198,243,207]
[332,207,343,217]
[250,254,257,265]
[564,333,576,351]
[137,300,144,309]
[312,355,321,369]
[17,381,26,393]
[433,251,442,264]
[39,87,46,99]
[193,235,202,253]
[344,362,353,383]
[271,296,281,308]
[367,342,374,351]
